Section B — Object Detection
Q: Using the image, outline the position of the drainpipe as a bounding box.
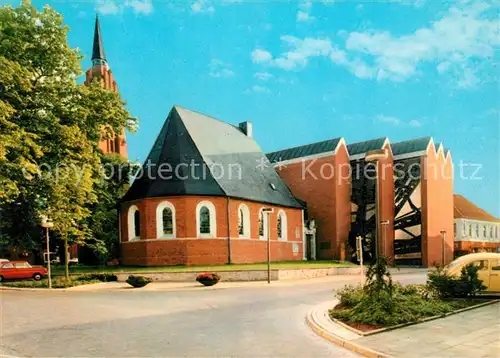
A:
[226,197,232,264]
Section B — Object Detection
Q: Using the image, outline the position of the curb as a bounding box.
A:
[305,301,391,358]
[330,299,500,337]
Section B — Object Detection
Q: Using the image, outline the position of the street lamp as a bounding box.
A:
[365,149,388,260]
[41,216,54,289]
[262,208,274,284]
[440,230,447,265]
[380,220,390,258]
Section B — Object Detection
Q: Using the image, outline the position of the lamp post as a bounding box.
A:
[440,230,447,265]
[262,208,274,284]
[41,217,54,289]
[365,149,388,260]
[380,220,390,258]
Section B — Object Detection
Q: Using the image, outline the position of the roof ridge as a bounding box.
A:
[267,137,342,155]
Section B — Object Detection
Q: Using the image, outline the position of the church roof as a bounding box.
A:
[92,15,106,62]
[266,138,342,163]
[347,137,387,156]
[392,136,431,156]
[454,194,499,223]
[121,106,303,208]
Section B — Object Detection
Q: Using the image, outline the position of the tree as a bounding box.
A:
[0,1,137,279]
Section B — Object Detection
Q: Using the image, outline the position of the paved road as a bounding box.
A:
[0,272,426,357]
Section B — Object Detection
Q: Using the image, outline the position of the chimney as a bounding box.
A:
[238,121,253,138]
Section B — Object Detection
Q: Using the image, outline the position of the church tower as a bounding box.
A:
[85,15,128,159]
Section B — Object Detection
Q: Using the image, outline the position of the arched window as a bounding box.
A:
[196,201,216,238]
[469,225,472,237]
[128,205,140,241]
[476,225,480,237]
[258,208,268,240]
[277,210,287,241]
[156,201,176,239]
[238,204,250,238]
[200,207,210,233]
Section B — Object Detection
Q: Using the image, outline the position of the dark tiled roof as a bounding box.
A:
[121,106,302,208]
[392,136,431,156]
[454,195,499,222]
[347,137,387,156]
[92,16,106,62]
[266,138,342,163]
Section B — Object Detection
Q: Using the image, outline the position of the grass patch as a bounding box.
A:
[1,277,100,289]
[51,260,355,275]
[1,273,118,289]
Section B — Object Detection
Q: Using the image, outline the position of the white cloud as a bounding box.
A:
[394,0,426,8]
[457,67,480,89]
[96,0,120,15]
[251,49,273,63]
[254,72,274,81]
[208,59,234,78]
[251,36,332,70]
[376,115,425,127]
[344,1,499,82]
[96,0,153,15]
[249,85,271,94]
[375,115,401,126]
[251,1,498,88]
[409,119,423,127]
[191,0,215,14]
[126,0,153,15]
[297,1,315,22]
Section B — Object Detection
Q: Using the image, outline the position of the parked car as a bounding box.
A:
[446,253,500,292]
[0,261,47,282]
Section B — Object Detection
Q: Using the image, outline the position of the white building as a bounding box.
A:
[454,195,500,256]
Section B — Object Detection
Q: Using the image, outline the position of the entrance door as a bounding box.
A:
[306,234,313,260]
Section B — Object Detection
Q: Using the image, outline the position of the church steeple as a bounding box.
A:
[92,15,107,67]
[85,15,128,159]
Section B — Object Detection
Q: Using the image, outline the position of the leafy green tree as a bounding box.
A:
[0,1,137,279]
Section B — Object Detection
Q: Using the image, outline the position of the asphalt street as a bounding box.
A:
[0,272,427,357]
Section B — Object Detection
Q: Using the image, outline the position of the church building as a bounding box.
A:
[86,16,475,268]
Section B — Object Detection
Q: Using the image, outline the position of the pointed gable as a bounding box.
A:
[122,106,302,208]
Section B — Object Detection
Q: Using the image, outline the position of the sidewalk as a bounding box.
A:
[357,301,500,358]
[307,300,500,358]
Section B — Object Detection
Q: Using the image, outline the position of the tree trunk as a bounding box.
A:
[64,239,69,281]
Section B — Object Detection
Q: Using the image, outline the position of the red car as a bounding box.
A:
[0,261,47,282]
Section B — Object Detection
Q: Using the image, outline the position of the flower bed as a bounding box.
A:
[196,272,221,286]
[329,258,490,332]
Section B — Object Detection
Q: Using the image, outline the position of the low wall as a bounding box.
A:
[115,267,361,283]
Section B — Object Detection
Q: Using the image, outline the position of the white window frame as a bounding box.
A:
[196,200,217,238]
[128,205,140,241]
[277,210,288,241]
[258,208,269,241]
[238,204,251,238]
[156,201,176,239]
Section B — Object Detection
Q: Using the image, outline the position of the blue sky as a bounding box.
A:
[8,0,500,216]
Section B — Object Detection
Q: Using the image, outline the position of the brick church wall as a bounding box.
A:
[119,196,303,266]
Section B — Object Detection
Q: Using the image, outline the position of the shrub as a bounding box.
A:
[427,264,486,298]
[334,284,364,308]
[76,273,118,282]
[331,281,457,326]
[126,275,152,288]
[364,257,394,299]
[196,272,221,286]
